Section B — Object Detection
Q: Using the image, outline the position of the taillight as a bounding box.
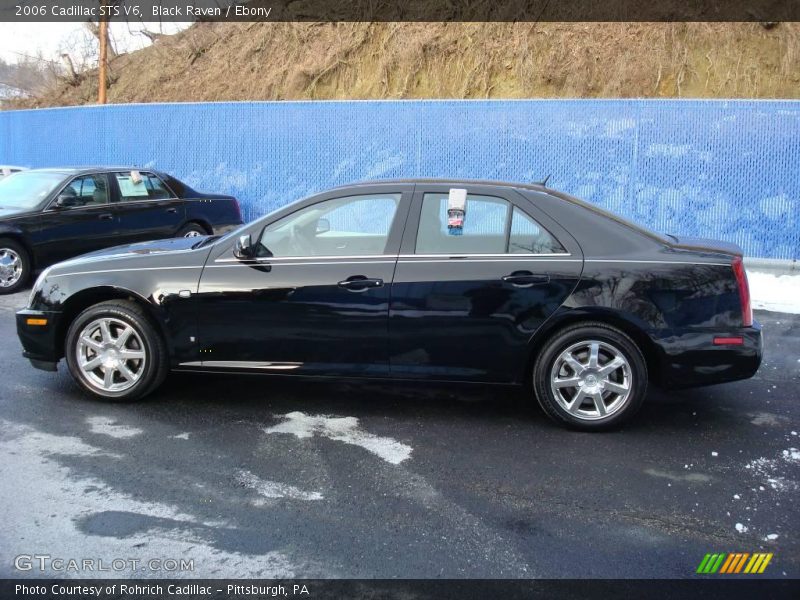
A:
[732,256,752,327]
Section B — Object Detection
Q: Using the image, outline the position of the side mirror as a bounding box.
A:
[316,218,330,235]
[55,193,78,208]
[233,234,256,260]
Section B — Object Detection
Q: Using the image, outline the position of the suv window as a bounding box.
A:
[258,193,401,258]
[416,192,564,255]
[114,172,173,202]
[61,174,109,207]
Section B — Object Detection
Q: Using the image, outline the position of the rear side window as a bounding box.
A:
[114,172,173,202]
[509,207,565,254]
[416,193,564,255]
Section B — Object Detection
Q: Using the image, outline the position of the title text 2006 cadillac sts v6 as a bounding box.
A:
[16,179,762,430]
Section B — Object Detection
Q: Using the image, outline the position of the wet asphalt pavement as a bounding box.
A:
[0,289,798,579]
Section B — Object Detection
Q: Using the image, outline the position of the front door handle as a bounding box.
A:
[338,276,384,292]
[98,213,114,221]
[502,271,550,287]
[166,207,178,214]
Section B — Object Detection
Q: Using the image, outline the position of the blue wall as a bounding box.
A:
[1,100,798,259]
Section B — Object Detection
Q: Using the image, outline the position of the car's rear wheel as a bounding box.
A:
[177,223,208,238]
[532,322,647,430]
[65,300,169,401]
[0,238,30,295]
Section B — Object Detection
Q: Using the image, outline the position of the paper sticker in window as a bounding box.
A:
[116,173,149,198]
[447,188,467,236]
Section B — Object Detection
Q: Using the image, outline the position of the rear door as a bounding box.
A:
[389,183,583,383]
[109,170,185,245]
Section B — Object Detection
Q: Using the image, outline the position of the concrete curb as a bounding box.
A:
[745,258,799,275]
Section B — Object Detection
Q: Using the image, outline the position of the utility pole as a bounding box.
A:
[98,1,108,104]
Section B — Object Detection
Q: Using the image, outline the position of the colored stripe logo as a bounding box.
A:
[697,553,773,574]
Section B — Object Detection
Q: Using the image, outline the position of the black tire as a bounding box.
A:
[176,222,208,238]
[0,237,31,295]
[65,300,169,401]
[532,322,648,431]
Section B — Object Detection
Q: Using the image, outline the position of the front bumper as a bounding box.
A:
[657,322,763,389]
[16,308,62,371]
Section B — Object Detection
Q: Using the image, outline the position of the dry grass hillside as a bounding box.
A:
[10,21,800,107]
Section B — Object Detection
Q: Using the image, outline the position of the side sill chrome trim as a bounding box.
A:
[398,258,582,264]
[179,361,303,370]
[214,254,392,264]
[214,252,573,265]
[206,261,396,268]
[399,253,573,258]
[584,259,731,266]
[48,265,201,277]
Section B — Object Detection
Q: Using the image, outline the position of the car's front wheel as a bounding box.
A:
[533,322,648,430]
[0,237,31,295]
[65,300,169,401]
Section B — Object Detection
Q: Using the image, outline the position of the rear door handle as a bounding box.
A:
[502,271,550,287]
[338,276,384,292]
[166,207,178,214]
[98,213,114,221]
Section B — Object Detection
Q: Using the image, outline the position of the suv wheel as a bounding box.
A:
[65,300,169,401]
[0,238,30,295]
[533,322,648,430]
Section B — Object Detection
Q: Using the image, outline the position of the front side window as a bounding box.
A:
[60,174,110,207]
[416,192,564,255]
[257,193,401,257]
[114,172,173,202]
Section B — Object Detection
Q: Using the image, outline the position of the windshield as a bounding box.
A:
[0,171,67,210]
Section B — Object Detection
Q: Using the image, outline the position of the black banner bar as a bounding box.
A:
[2,579,800,600]
[1,0,798,23]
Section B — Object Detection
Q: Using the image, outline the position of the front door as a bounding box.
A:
[32,173,119,266]
[389,184,584,383]
[193,185,412,376]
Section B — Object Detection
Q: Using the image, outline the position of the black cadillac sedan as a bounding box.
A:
[0,167,242,294]
[16,179,762,430]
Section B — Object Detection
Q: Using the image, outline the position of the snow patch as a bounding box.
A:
[264,412,412,465]
[86,416,143,439]
[171,432,191,440]
[747,270,800,314]
[735,523,748,533]
[235,469,322,501]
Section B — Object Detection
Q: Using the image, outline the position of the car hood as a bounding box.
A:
[53,236,209,270]
[0,206,37,219]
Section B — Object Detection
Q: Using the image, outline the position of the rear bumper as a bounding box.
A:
[657,322,763,389]
[16,308,62,371]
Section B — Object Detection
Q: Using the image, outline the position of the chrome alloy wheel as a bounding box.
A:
[184,230,203,238]
[550,339,632,421]
[0,247,22,288]
[75,317,147,393]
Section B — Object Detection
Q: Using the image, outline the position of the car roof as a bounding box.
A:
[333,177,550,193]
[19,166,159,176]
